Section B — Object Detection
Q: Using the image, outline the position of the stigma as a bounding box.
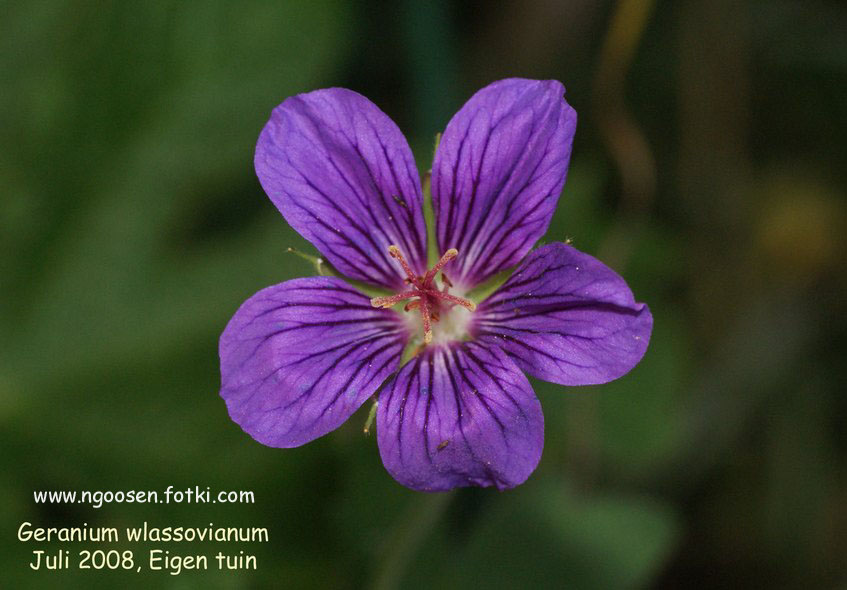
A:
[371,246,476,344]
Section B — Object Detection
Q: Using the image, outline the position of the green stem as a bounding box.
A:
[371,491,454,590]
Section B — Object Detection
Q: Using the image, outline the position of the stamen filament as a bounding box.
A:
[423,248,458,285]
[419,296,433,344]
[380,245,475,346]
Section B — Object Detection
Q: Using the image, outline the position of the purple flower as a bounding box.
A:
[219,79,652,491]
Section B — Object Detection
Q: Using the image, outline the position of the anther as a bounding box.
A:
[370,290,419,308]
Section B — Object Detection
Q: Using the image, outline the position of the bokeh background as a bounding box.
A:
[2,0,846,588]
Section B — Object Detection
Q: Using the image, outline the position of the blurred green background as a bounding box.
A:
[2,0,846,588]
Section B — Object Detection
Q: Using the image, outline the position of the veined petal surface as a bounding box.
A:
[377,342,543,491]
[255,88,427,289]
[475,242,652,385]
[432,78,577,288]
[220,277,407,447]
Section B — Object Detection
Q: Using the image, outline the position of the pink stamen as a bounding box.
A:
[372,246,477,345]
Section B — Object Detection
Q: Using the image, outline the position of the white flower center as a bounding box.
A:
[402,286,473,346]
[370,245,476,345]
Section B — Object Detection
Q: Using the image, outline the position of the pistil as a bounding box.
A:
[388,245,423,288]
[371,246,476,344]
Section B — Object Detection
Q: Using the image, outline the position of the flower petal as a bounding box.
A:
[377,342,543,491]
[255,88,427,289]
[220,277,407,447]
[432,78,577,288]
[474,242,652,385]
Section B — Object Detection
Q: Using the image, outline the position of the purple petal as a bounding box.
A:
[255,88,427,289]
[377,342,543,491]
[474,243,652,385]
[432,78,577,288]
[220,277,408,447]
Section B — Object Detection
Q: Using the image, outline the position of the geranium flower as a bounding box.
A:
[219,78,652,491]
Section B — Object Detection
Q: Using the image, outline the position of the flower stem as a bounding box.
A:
[371,491,454,590]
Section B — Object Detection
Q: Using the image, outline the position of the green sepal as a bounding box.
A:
[286,247,323,269]
[362,398,378,435]
[286,247,392,298]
